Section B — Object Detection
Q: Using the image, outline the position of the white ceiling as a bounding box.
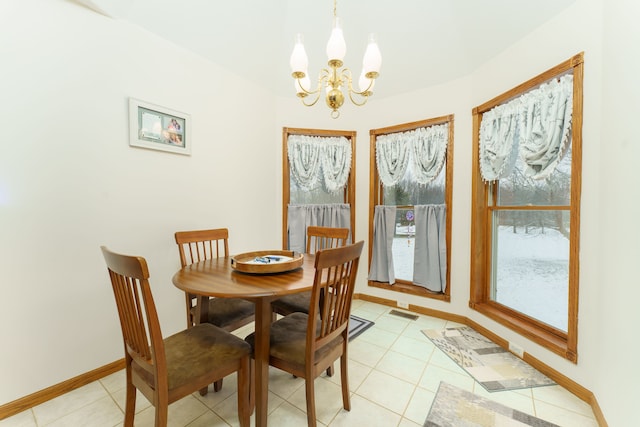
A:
[112,0,576,100]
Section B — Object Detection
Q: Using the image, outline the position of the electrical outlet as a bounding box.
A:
[509,342,524,358]
[397,301,409,309]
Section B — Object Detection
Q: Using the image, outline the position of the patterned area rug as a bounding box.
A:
[424,382,560,427]
[422,326,555,392]
[348,315,374,341]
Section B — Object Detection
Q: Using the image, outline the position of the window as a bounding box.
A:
[470,53,583,362]
[282,127,356,249]
[368,116,454,301]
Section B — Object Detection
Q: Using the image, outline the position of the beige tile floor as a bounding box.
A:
[0,300,599,427]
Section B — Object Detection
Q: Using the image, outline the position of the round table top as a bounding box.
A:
[172,254,317,299]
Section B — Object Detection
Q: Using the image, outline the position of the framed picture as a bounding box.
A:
[129,98,191,155]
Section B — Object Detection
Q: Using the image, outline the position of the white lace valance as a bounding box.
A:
[288,135,352,193]
[479,74,573,182]
[376,123,449,187]
[411,124,449,185]
[479,101,521,181]
[519,75,573,179]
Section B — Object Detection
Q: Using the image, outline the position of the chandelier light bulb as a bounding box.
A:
[289,33,308,75]
[326,17,346,62]
[362,33,382,74]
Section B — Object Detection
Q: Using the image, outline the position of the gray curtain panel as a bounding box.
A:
[287,203,351,254]
[368,205,397,284]
[413,204,447,292]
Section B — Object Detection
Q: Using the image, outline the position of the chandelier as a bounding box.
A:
[288,0,382,118]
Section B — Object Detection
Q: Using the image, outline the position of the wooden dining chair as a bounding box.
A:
[271,226,349,317]
[175,228,255,331]
[271,226,349,378]
[245,240,364,427]
[100,246,251,427]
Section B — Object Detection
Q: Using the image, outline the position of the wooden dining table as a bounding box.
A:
[172,253,317,427]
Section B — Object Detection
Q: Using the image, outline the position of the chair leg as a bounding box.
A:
[154,407,168,427]
[326,363,334,377]
[304,377,317,427]
[213,378,223,392]
[199,385,209,396]
[237,356,251,427]
[123,379,136,427]
[248,359,255,415]
[340,355,350,411]
[154,391,169,427]
[186,292,195,328]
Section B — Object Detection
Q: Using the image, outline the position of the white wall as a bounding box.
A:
[597,0,640,425]
[0,0,279,404]
[2,0,637,423]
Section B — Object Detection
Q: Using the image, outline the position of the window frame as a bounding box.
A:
[282,127,357,249]
[470,53,584,362]
[368,115,454,302]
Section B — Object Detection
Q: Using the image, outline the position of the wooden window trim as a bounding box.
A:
[470,53,584,362]
[282,127,357,249]
[368,115,454,302]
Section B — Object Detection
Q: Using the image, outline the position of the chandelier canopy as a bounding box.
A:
[289,0,382,118]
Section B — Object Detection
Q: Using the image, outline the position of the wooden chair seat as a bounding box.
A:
[132,323,251,392]
[245,312,343,367]
[191,297,255,330]
[269,291,311,317]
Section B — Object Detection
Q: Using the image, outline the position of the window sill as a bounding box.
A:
[368,280,450,302]
[470,301,576,363]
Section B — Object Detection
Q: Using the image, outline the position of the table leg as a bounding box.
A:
[194,296,213,395]
[195,295,208,324]
[253,298,271,427]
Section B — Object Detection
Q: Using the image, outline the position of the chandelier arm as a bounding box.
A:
[341,67,372,106]
[294,74,325,96]
[347,90,370,107]
[300,90,320,107]
[319,68,332,82]
[349,79,376,96]
[341,67,354,83]
[301,91,322,107]
[343,67,376,96]
[297,69,332,107]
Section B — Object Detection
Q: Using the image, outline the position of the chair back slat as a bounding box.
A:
[176,228,229,267]
[305,226,349,254]
[110,272,148,360]
[175,228,231,328]
[101,247,165,375]
[307,241,364,352]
